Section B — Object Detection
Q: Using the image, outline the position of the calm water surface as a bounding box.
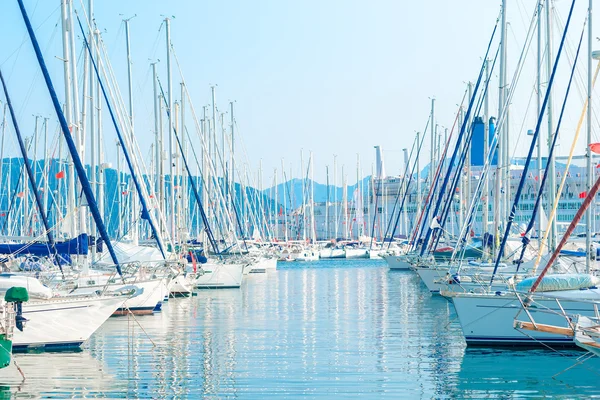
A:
[1,259,600,398]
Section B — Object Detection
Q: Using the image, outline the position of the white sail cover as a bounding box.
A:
[96,242,169,265]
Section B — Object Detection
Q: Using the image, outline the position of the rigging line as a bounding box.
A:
[384,127,426,250]
[156,79,220,256]
[490,0,578,287]
[514,16,586,271]
[533,70,600,274]
[75,13,167,259]
[17,0,124,276]
[458,0,542,265]
[1,3,59,67]
[434,43,500,254]
[409,93,463,250]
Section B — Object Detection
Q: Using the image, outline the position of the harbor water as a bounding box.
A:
[1,259,600,398]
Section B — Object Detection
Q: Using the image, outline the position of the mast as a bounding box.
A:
[343,166,348,239]
[60,0,76,239]
[274,168,278,241]
[484,60,490,239]
[536,0,543,247]
[416,131,421,233]
[334,155,338,239]
[494,0,507,257]
[310,152,315,242]
[546,0,557,251]
[402,147,409,237]
[300,150,305,241]
[87,0,96,261]
[94,25,104,237]
[282,159,288,242]
[586,0,593,273]
[165,17,176,241]
[230,101,235,218]
[429,99,435,189]
[325,165,329,240]
[117,140,122,237]
[152,62,161,227]
[124,16,138,245]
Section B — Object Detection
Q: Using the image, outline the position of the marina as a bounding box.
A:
[2,0,600,398]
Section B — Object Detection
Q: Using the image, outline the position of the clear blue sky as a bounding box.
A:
[1,1,598,188]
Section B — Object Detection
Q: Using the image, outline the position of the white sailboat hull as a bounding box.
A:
[70,278,166,315]
[246,257,278,273]
[449,290,600,347]
[13,295,127,351]
[168,275,194,297]
[319,248,345,259]
[196,263,245,289]
[383,254,413,270]
[344,248,368,259]
[295,250,319,262]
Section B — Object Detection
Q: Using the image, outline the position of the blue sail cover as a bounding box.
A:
[0,234,88,256]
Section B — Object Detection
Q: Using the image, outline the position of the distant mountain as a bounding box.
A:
[265,176,372,209]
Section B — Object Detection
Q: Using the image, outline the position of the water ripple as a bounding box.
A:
[0,259,598,398]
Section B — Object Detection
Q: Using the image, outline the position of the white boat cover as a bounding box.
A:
[96,242,170,265]
[0,274,53,299]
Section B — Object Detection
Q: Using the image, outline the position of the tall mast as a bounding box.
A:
[537,0,543,247]
[416,131,421,233]
[334,155,338,239]
[230,101,235,217]
[60,0,76,239]
[282,159,288,242]
[484,60,490,238]
[165,17,175,241]
[94,26,104,237]
[152,62,161,227]
[546,0,557,251]
[495,0,507,257]
[343,166,348,239]
[88,0,96,261]
[124,16,138,244]
[429,99,435,188]
[300,149,305,241]
[325,165,329,240]
[310,152,315,242]
[181,83,187,234]
[274,168,278,240]
[586,0,593,273]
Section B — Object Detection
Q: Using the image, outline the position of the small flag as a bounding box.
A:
[589,143,600,154]
[16,192,24,198]
[579,191,587,199]
[55,170,65,179]
[122,191,128,196]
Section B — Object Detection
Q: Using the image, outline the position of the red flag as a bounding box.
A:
[16,192,24,198]
[55,170,65,179]
[579,191,587,199]
[590,143,600,154]
[122,191,128,196]
[189,251,197,273]
[0,213,5,217]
